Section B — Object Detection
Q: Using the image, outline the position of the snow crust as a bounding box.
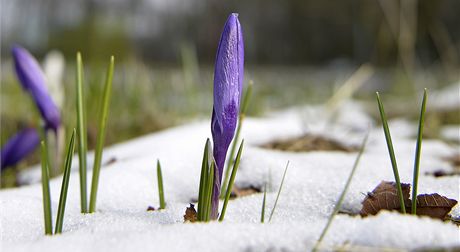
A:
[2,102,459,251]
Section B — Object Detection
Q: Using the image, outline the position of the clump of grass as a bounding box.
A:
[157,159,166,210]
[376,89,428,215]
[268,161,289,222]
[219,140,244,221]
[89,56,115,213]
[221,82,253,198]
[312,131,369,252]
[197,139,214,222]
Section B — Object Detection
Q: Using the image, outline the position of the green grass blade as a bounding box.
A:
[55,129,76,234]
[203,160,215,221]
[219,140,244,221]
[198,139,211,221]
[221,82,253,198]
[269,161,290,222]
[261,183,267,223]
[89,56,115,213]
[76,52,88,214]
[157,159,166,210]
[376,92,406,214]
[411,89,427,214]
[40,141,53,235]
[312,131,369,252]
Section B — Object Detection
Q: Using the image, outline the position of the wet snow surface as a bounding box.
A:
[1,102,459,251]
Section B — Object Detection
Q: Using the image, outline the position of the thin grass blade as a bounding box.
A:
[411,89,427,214]
[313,131,369,252]
[157,159,166,209]
[89,56,115,213]
[269,161,290,222]
[204,160,215,221]
[40,140,53,235]
[219,140,244,221]
[261,183,267,223]
[55,129,76,234]
[376,92,406,213]
[76,52,88,213]
[221,82,253,198]
[198,139,210,220]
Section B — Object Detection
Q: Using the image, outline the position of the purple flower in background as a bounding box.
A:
[1,128,40,171]
[210,13,244,219]
[12,45,61,131]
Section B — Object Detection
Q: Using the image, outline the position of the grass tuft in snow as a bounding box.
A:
[219,140,244,222]
[269,161,289,222]
[89,56,115,213]
[411,89,427,215]
[376,92,406,214]
[261,183,267,223]
[40,140,53,235]
[76,52,88,214]
[197,139,215,222]
[157,159,166,210]
[221,81,253,198]
[312,131,369,252]
[55,129,76,234]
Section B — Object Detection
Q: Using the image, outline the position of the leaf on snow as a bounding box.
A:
[360,181,458,220]
[360,181,411,216]
[184,203,197,223]
[408,193,458,220]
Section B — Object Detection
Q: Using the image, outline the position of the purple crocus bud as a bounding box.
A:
[210,13,244,219]
[1,128,40,171]
[12,45,61,131]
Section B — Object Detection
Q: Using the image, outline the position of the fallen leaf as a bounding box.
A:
[408,193,458,220]
[184,204,197,223]
[361,181,458,221]
[360,181,411,216]
[146,206,156,211]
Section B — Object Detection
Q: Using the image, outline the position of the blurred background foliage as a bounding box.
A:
[1,0,459,186]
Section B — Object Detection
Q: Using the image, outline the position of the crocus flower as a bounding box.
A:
[1,128,40,171]
[210,13,244,219]
[12,45,61,131]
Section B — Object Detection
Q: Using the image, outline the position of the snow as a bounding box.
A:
[1,102,459,251]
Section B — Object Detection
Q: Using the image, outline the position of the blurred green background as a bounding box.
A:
[1,0,459,187]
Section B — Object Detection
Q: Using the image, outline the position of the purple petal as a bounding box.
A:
[210,13,244,219]
[12,45,61,131]
[1,128,40,171]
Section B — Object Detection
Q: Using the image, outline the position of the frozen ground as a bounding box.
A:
[1,102,459,251]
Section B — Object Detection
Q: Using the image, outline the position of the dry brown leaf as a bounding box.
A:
[361,181,458,221]
[184,204,197,223]
[407,193,458,220]
[146,206,156,211]
[360,181,411,216]
[231,185,261,198]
